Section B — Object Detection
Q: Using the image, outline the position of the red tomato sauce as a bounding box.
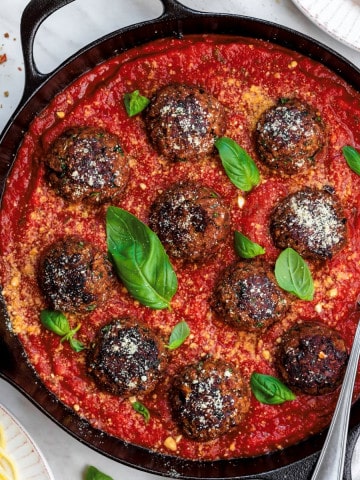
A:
[1,35,360,460]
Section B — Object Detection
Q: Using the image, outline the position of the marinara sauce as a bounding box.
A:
[1,35,360,460]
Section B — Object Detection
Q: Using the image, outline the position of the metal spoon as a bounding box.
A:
[310,320,360,480]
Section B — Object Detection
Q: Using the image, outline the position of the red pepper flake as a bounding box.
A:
[0,54,7,64]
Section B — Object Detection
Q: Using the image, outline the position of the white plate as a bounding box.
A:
[292,0,360,52]
[0,403,55,480]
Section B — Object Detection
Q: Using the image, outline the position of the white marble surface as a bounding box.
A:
[0,1,360,479]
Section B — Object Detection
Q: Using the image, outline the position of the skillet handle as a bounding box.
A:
[160,0,199,18]
[19,0,193,105]
[20,0,75,102]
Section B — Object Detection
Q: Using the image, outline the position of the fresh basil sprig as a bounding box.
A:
[106,206,178,310]
[166,320,190,350]
[215,136,260,191]
[124,90,150,117]
[250,373,296,405]
[234,231,265,259]
[274,248,314,301]
[40,310,85,352]
[342,145,360,175]
[132,401,150,423]
[85,465,113,480]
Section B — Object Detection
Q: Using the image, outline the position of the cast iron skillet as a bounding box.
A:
[1,1,360,478]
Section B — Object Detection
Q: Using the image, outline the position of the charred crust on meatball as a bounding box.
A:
[144,84,226,161]
[44,126,130,204]
[87,318,167,397]
[254,98,325,175]
[211,259,289,332]
[38,236,114,313]
[149,180,230,262]
[270,187,347,261]
[275,322,348,395]
[169,358,250,441]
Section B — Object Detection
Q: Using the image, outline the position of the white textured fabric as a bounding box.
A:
[353,440,360,480]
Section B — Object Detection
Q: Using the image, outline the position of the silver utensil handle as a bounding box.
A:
[311,320,360,480]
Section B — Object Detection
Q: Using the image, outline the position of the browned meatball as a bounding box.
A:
[212,259,288,332]
[270,187,347,261]
[144,84,226,161]
[170,358,250,441]
[255,99,325,175]
[87,318,166,397]
[149,181,230,262]
[44,126,129,204]
[38,236,114,313]
[275,322,348,395]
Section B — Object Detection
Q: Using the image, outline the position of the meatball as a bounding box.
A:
[212,259,288,332]
[144,84,226,161]
[38,236,114,313]
[149,181,230,262]
[87,318,166,397]
[275,322,348,395]
[255,98,325,175]
[170,358,250,441]
[270,187,347,261]
[44,126,129,204]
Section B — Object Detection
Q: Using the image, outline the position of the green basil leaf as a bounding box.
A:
[68,337,86,352]
[124,90,150,117]
[85,465,114,480]
[40,310,85,352]
[215,136,260,191]
[106,206,178,309]
[342,145,360,175]
[167,320,190,350]
[132,401,150,423]
[234,231,265,259]
[274,248,314,301]
[250,372,296,405]
[40,310,70,336]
